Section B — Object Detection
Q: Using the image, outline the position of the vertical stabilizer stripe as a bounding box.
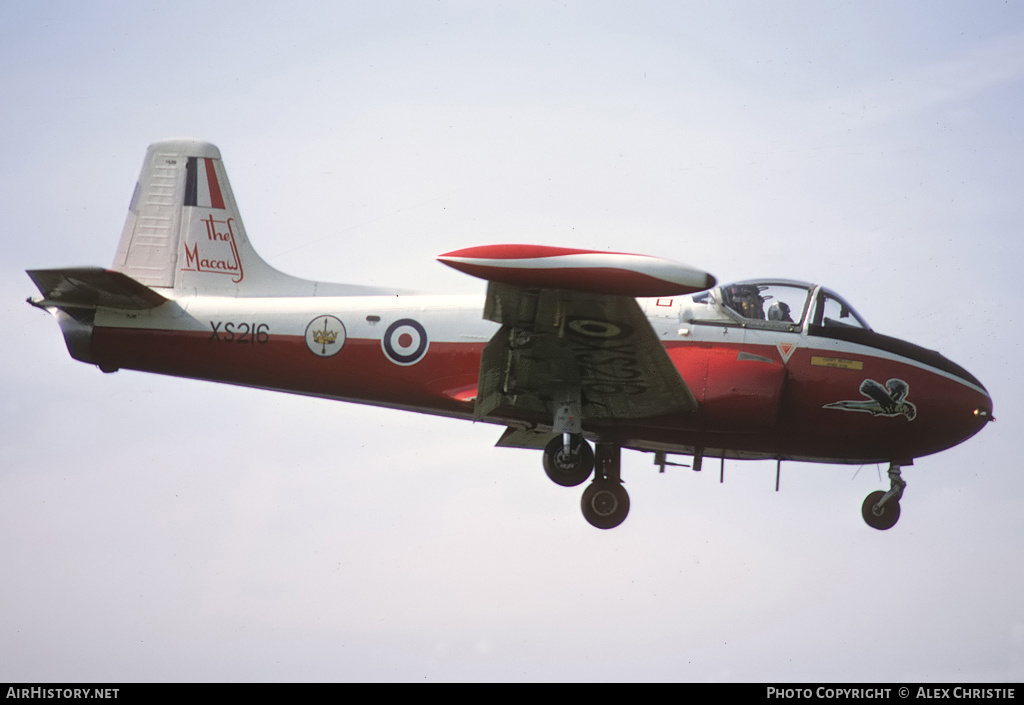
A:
[184,157,224,209]
[204,158,225,209]
[184,157,198,206]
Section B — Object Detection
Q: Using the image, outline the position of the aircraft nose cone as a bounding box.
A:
[972,392,995,423]
[918,359,993,456]
[961,372,994,438]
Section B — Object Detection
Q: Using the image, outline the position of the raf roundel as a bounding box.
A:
[382,318,429,366]
[305,315,346,357]
[566,316,632,341]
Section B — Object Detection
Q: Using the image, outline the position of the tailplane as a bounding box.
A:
[27,267,168,310]
[112,139,378,297]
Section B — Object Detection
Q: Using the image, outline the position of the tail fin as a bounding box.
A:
[112,139,373,297]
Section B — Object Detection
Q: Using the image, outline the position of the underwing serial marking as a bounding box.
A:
[565,317,647,395]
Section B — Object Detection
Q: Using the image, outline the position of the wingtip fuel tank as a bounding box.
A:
[437,244,716,298]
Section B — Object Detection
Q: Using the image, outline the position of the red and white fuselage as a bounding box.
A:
[29,139,993,529]
[79,284,990,465]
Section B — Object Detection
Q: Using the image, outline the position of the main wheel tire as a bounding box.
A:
[862,490,901,530]
[542,435,594,487]
[581,480,630,529]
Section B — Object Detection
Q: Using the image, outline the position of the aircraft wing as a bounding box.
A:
[473,281,698,423]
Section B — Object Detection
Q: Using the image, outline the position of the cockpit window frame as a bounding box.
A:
[715,280,815,333]
[810,287,872,331]
[684,280,872,338]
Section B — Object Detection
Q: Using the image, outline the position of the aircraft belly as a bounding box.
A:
[89,295,494,417]
[89,324,485,416]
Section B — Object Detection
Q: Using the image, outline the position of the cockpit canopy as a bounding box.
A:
[690,280,871,332]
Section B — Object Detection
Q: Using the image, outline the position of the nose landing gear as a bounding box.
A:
[862,463,907,530]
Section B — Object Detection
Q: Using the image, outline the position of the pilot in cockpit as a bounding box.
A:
[724,285,766,320]
[768,301,793,323]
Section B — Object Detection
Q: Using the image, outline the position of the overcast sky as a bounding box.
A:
[1,1,1022,682]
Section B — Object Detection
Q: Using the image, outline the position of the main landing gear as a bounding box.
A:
[542,441,911,531]
[542,434,629,529]
[542,434,594,487]
[861,463,907,530]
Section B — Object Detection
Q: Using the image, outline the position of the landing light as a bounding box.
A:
[974,408,995,421]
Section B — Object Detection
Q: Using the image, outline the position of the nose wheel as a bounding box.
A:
[862,464,906,530]
[862,490,901,530]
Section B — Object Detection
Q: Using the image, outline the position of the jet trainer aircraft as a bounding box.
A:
[28,139,994,530]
